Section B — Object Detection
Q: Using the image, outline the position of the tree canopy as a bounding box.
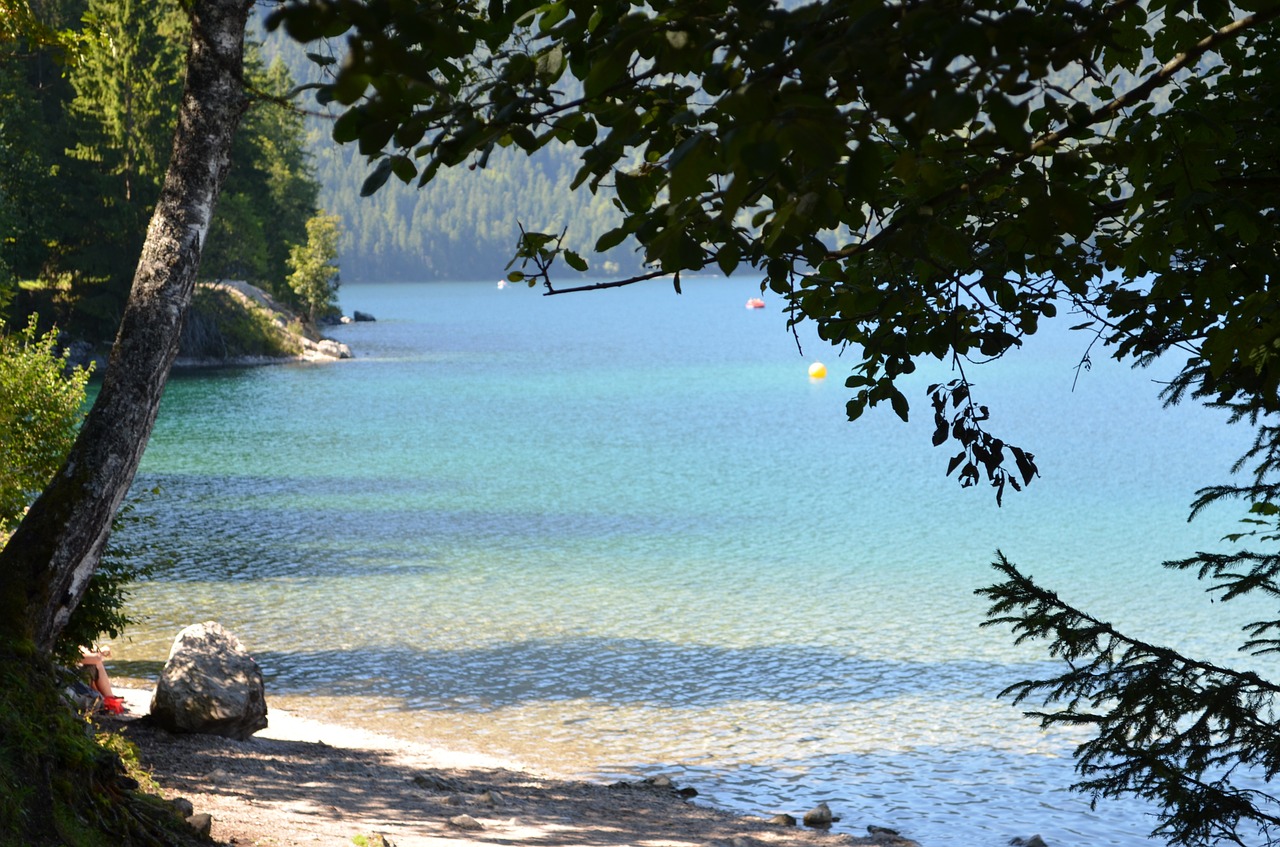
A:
[268,0,1280,843]
[272,0,1277,501]
[286,211,343,321]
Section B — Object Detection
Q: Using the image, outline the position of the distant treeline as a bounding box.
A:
[259,23,647,284]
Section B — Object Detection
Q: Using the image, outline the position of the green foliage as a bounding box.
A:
[0,2,323,341]
[270,0,1278,495]
[0,655,94,842]
[68,0,187,207]
[0,315,156,668]
[1,0,60,45]
[0,0,84,323]
[0,653,197,846]
[51,0,190,335]
[256,12,644,283]
[269,0,1280,842]
[286,212,342,322]
[0,315,91,534]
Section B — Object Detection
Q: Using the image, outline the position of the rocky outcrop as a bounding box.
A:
[309,337,352,359]
[177,280,353,366]
[150,621,268,740]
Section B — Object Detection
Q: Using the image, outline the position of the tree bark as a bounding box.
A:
[0,0,252,654]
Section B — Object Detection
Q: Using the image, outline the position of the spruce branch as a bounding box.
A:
[978,553,1280,846]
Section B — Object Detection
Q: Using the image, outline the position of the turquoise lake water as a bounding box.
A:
[110,278,1271,845]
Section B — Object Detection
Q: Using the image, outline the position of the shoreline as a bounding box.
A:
[110,687,916,847]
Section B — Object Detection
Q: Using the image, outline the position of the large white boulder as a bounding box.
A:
[150,621,268,740]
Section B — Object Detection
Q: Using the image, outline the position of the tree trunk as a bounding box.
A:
[0,0,252,654]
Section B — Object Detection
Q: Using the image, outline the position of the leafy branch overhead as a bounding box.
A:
[270,0,1279,505]
[266,2,1280,842]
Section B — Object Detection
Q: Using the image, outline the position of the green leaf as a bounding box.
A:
[669,134,714,202]
[563,250,589,272]
[595,227,629,252]
[537,44,566,80]
[988,94,1029,149]
[332,109,365,144]
[360,158,394,197]
[844,143,882,200]
[573,119,598,147]
[716,243,740,277]
[1050,187,1095,239]
[890,388,909,422]
[539,2,569,33]
[389,155,417,183]
[614,170,657,213]
[584,49,629,99]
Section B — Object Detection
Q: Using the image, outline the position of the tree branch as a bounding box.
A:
[825,4,1280,264]
[543,268,672,295]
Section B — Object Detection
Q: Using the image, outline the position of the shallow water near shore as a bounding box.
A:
[111,279,1271,845]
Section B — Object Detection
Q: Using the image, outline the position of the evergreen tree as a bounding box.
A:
[202,52,320,296]
[0,0,84,319]
[54,0,188,334]
[67,0,186,207]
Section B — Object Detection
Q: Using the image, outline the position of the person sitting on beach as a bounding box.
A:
[79,645,125,715]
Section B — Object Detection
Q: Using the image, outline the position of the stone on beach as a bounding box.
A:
[448,813,484,830]
[150,621,268,740]
[185,812,213,836]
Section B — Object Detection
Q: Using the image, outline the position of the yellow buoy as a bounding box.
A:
[808,362,827,379]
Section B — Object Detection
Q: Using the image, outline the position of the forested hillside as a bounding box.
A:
[258,22,646,283]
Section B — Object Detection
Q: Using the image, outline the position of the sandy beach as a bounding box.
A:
[109,688,915,847]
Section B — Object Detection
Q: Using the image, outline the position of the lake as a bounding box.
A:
[110,278,1266,845]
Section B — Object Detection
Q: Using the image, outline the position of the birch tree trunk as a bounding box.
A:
[0,0,252,654]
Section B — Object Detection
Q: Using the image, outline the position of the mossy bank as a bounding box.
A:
[176,280,351,366]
